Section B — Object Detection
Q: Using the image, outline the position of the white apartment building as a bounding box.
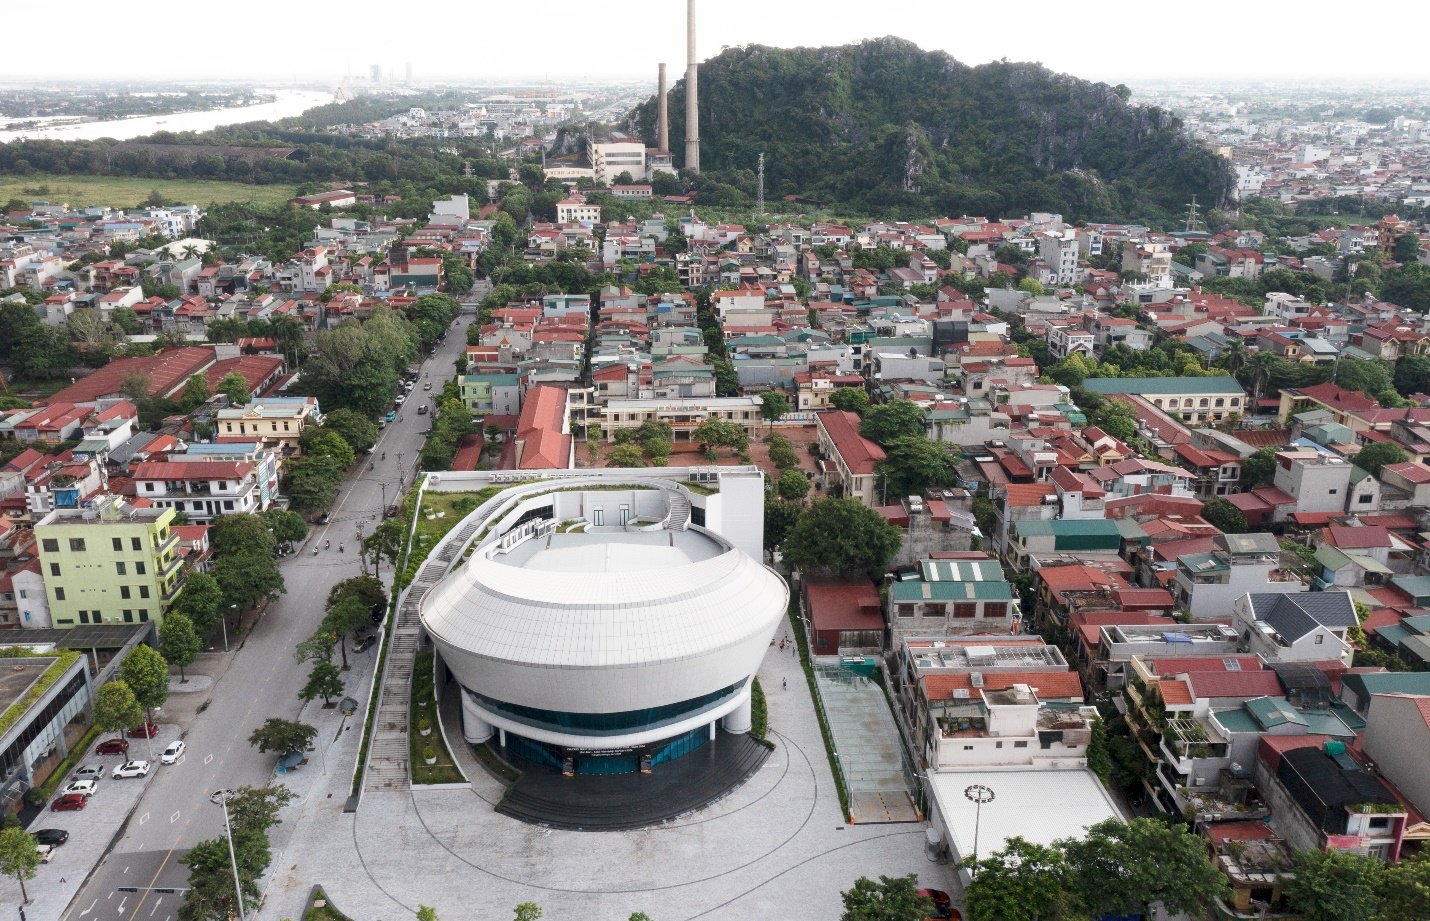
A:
[590,142,647,186]
[1037,232,1080,287]
[129,460,264,522]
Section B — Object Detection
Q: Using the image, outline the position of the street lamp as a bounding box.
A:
[211,790,247,921]
[964,783,996,876]
[221,604,238,653]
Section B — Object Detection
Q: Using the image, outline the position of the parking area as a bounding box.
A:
[1,724,183,919]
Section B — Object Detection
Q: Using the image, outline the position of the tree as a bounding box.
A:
[179,372,211,412]
[1393,231,1421,265]
[1381,853,1430,920]
[1240,446,1278,488]
[1086,717,1112,784]
[691,416,748,454]
[0,826,41,905]
[963,837,1081,921]
[1394,354,1430,396]
[1017,277,1046,296]
[417,908,439,921]
[782,498,902,578]
[514,904,542,921]
[1061,818,1229,919]
[299,661,344,706]
[830,387,870,415]
[1284,848,1384,921]
[261,508,309,546]
[839,874,932,921]
[247,718,317,757]
[760,391,791,429]
[174,571,224,637]
[180,784,295,921]
[217,371,251,406]
[777,468,811,501]
[1089,400,1138,444]
[1334,357,1396,398]
[320,408,379,454]
[159,612,202,683]
[301,428,357,470]
[214,548,285,612]
[859,400,926,445]
[284,454,346,513]
[12,323,74,379]
[764,497,803,556]
[322,595,371,670]
[1355,441,1408,476]
[94,680,143,741]
[119,644,170,724]
[1201,497,1248,534]
[876,436,954,500]
[608,444,647,468]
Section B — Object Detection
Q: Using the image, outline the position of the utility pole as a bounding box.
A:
[215,792,247,921]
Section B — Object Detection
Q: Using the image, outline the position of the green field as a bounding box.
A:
[0,174,299,209]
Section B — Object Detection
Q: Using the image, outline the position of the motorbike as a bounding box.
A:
[339,544,345,553]
[324,539,330,549]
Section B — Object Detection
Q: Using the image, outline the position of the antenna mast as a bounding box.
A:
[756,152,765,215]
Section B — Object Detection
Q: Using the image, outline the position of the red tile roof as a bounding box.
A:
[817,410,885,475]
[512,385,570,470]
[1159,679,1193,706]
[804,578,883,632]
[132,461,253,481]
[1324,525,1393,550]
[1185,671,1285,700]
[923,670,1084,702]
[1145,656,1263,676]
[42,347,216,406]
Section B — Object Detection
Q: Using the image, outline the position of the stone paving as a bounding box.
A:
[252,622,955,921]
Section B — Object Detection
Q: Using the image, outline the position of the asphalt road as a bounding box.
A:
[62,317,473,921]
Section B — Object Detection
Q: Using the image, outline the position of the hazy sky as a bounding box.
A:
[8,0,1430,84]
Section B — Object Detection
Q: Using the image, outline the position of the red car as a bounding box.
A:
[96,738,130,755]
[127,722,159,739]
[51,793,87,812]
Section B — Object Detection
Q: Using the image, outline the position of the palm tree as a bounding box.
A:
[1244,351,1281,405]
[1219,339,1248,376]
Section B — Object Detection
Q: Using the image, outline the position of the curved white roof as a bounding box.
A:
[422,529,787,670]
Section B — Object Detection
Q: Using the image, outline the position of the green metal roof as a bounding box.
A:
[1341,672,1430,702]
[1014,518,1126,551]
[1211,708,1261,734]
[890,580,1016,603]
[919,559,1006,583]
[1244,696,1308,730]
[1315,545,1352,571]
[1081,376,1245,396]
[1400,634,1430,665]
[1392,575,1430,604]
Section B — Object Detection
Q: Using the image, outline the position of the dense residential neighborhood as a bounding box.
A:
[4,45,1430,921]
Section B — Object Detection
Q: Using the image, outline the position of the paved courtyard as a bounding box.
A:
[254,625,953,921]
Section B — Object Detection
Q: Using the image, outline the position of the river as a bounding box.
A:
[0,89,335,143]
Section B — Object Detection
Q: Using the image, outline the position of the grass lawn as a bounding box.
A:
[305,887,354,921]
[0,174,299,209]
[409,649,464,785]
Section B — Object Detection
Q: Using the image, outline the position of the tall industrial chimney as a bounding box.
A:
[685,0,700,173]
[657,63,669,153]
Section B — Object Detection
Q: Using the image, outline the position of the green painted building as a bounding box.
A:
[35,499,181,629]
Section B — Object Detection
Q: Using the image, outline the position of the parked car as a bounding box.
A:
[918,889,955,921]
[61,779,97,798]
[394,395,406,406]
[160,741,186,765]
[317,512,331,525]
[73,764,104,781]
[112,760,151,779]
[51,794,87,812]
[32,828,69,847]
[385,411,397,423]
[96,737,129,755]
[127,722,159,739]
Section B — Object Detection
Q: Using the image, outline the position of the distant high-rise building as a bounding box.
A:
[370,64,383,84]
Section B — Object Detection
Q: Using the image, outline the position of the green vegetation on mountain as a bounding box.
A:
[629,37,1234,224]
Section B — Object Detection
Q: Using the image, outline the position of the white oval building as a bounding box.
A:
[420,470,788,776]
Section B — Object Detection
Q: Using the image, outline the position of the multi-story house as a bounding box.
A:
[214,396,321,456]
[1256,740,1406,863]
[814,409,885,506]
[129,460,264,522]
[1231,592,1357,666]
[1121,240,1173,287]
[35,498,182,628]
[1045,319,1095,361]
[886,556,1021,641]
[1172,533,1307,620]
[1081,376,1246,425]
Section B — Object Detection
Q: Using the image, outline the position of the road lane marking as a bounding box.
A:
[117,900,128,915]
[139,812,149,825]
[80,899,97,916]
[203,753,213,765]
[150,898,163,917]
[126,830,183,921]
[169,810,181,823]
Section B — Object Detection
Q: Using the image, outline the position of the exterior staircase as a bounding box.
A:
[664,492,691,531]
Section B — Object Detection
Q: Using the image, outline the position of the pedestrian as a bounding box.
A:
[779,638,786,651]
[782,677,788,690]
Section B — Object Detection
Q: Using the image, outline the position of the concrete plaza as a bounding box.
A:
[255,626,953,921]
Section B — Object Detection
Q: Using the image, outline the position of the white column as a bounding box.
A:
[723,688,753,734]
[460,692,493,744]
[498,726,507,747]
[708,721,717,741]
